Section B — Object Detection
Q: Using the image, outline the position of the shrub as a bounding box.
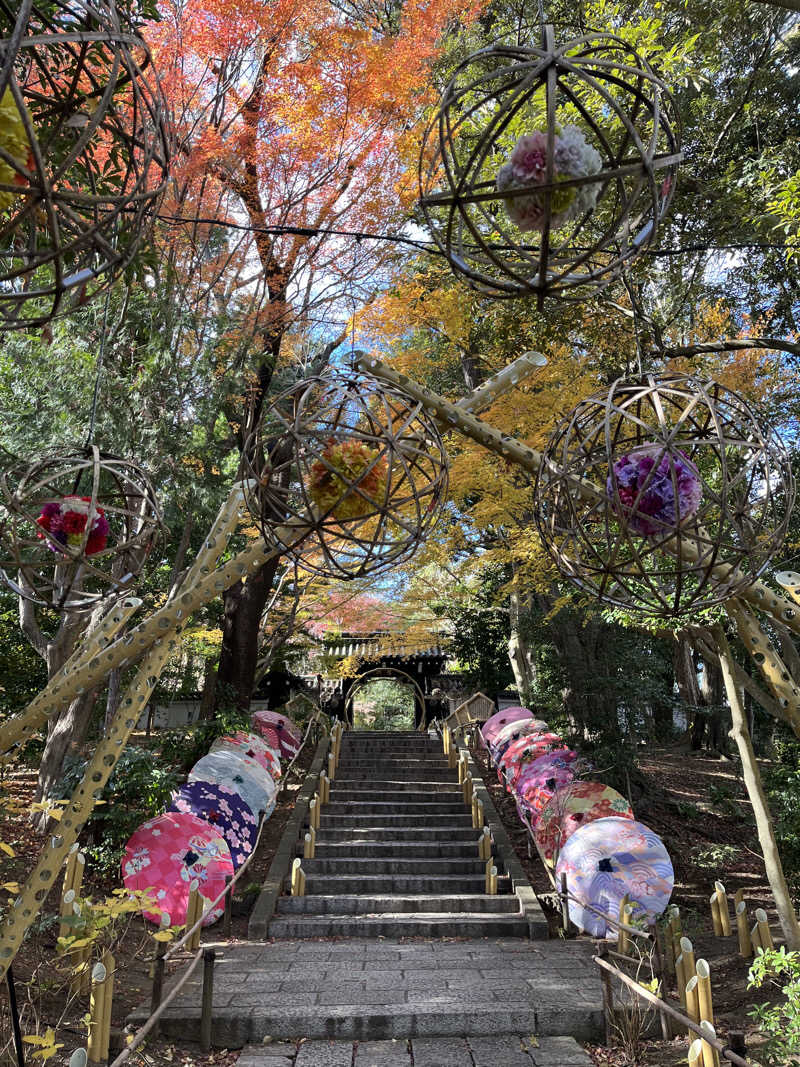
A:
[690,843,742,870]
[748,946,800,1066]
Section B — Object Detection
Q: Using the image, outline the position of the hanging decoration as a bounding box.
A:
[0,447,163,612]
[0,0,172,329]
[535,373,794,616]
[418,28,680,303]
[243,371,448,581]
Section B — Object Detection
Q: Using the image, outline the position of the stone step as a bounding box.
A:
[289,874,512,894]
[267,913,530,939]
[320,813,475,828]
[329,781,463,794]
[316,826,482,843]
[299,857,490,875]
[329,788,463,802]
[321,801,468,816]
[331,770,457,782]
[275,893,521,915]
[302,841,482,859]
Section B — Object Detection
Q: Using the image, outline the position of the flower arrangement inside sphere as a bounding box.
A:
[308,437,389,521]
[607,445,702,536]
[36,496,110,555]
[496,125,602,233]
[0,88,31,211]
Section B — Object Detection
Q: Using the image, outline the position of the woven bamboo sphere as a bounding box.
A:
[419,27,680,303]
[0,446,163,611]
[534,374,794,616]
[0,0,171,329]
[243,372,449,580]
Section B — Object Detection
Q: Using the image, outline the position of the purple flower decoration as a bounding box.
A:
[608,445,702,536]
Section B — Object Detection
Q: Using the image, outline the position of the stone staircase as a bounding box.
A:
[269,731,529,939]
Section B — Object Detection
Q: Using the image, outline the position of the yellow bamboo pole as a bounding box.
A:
[87,959,108,1065]
[755,908,775,949]
[710,892,723,937]
[304,827,316,860]
[686,974,700,1039]
[750,922,764,953]
[714,882,732,936]
[328,751,336,782]
[100,950,114,1061]
[680,937,696,985]
[617,895,631,956]
[291,858,306,897]
[688,1038,704,1067]
[479,826,492,861]
[675,953,687,1009]
[726,602,800,729]
[0,634,176,978]
[699,1020,720,1067]
[59,850,79,940]
[463,772,473,806]
[448,743,457,770]
[321,772,330,805]
[696,959,718,1067]
[488,865,498,895]
[735,900,752,957]
[187,885,202,951]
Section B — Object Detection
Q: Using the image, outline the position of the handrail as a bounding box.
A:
[593,952,751,1066]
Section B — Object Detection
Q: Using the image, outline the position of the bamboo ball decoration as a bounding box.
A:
[534,374,794,616]
[0,447,163,612]
[243,372,449,580]
[0,0,171,329]
[419,28,680,303]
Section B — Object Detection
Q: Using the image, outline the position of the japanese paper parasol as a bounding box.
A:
[499,732,564,790]
[251,710,302,758]
[168,781,258,869]
[189,750,276,818]
[515,749,579,828]
[555,817,674,937]
[211,731,282,780]
[535,781,634,867]
[481,707,534,749]
[490,718,549,762]
[122,812,233,926]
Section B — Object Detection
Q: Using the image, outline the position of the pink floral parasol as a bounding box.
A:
[515,749,578,828]
[481,707,532,749]
[122,811,233,926]
[555,817,674,937]
[490,718,549,763]
[535,781,634,867]
[251,711,302,759]
[498,732,564,791]
[211,731,281,780]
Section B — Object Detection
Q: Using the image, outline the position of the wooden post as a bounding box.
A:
[680,936,696,984]
[310,795,320,831]
[688,1038,704,1067]
[710,892,723,937]
[448,743,457,769]
[462,773,473,806]
[714,881,731,936]
[485,857,496,894]
[699,1020,720,1067]
[291,858,306,897]
[87,960,108,1065]
[488,865,498,895]
[750,921,763,953]
[696,959,718,1067]
[327,751,336,782]
[100,950,114,1061]
[735,899,751,957]
[319,772,330,805]
[675,953,687,1009]
[457,753,466,784]
[442,723,450,756]
[728,1032,746,1058]
[478,826,492,861]
[149,939,167,1036]
[597,943,614,1047]
[755,908,775,950]
[560,873,570,935]
[223,876,232,939]
[200,948,215,1052]
[304,828,316,860]
[187,884,202,951]
[686,974,700,1039]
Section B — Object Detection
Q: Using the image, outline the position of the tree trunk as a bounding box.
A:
[508,587,535,703]
[714,624,800,949]
[35,689,98,828]
[215,556,282,711]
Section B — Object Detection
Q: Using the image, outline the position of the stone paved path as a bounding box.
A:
[237,1034,593,1066]
[130,938,603,1047]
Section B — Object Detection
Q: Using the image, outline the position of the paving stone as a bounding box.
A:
[529,1037,593,1065]
[353,1040,410,1067]
[294,1040,353,1067]
[468,1035,532,1067]
[411,1037,473,1067]
[237,1043,297,1065]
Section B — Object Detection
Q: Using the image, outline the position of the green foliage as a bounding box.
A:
[56,746,181,874]
[158,695,252,774]
[352,678,416,731]
[748,946,800,1066]
[437,565,514,695]
[690,843,742,870]
[764,729,800,901]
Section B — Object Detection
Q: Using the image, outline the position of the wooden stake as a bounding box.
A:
[755,908,775,950]
[680,936,696,984]
[87,960,108,1065]
[714,881,732,936]
[304,827,316,860]
[735,900,751,957]
[478,826,492,861]
[291,858,306,897]
[686,974,700,1039]
[710,892,723,937]
[696,959,718,1067]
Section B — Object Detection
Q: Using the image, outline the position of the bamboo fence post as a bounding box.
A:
[304,828,316,860]
[686,974,700,1039]
[714,882,732,936]
[750,922,763,953]
[187,885,202,951]
[663,919,675,976]
[319,772,329,806]
[680,937,696,984]
[59,850,79,939]
[327,751,336,782]
[87,960,108,1065]
[223,876,232,940]
[463,772,473,806]
[310,795,320,831]
[560,873,571,935]
[755,908,775,949]
[488,865,498,895]
[710,892,723,937]
[699,1020,720,1067]
[688,1038,704,1067]
[448,742,457,770]
[100,950,114,1061]
[696,959,718,1067]
[457,753,466,784]
[617,895,631,956]
[735,900,751,957]
[479,826,492,861]
[675,953,687,1009]
[291,859,306,897]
